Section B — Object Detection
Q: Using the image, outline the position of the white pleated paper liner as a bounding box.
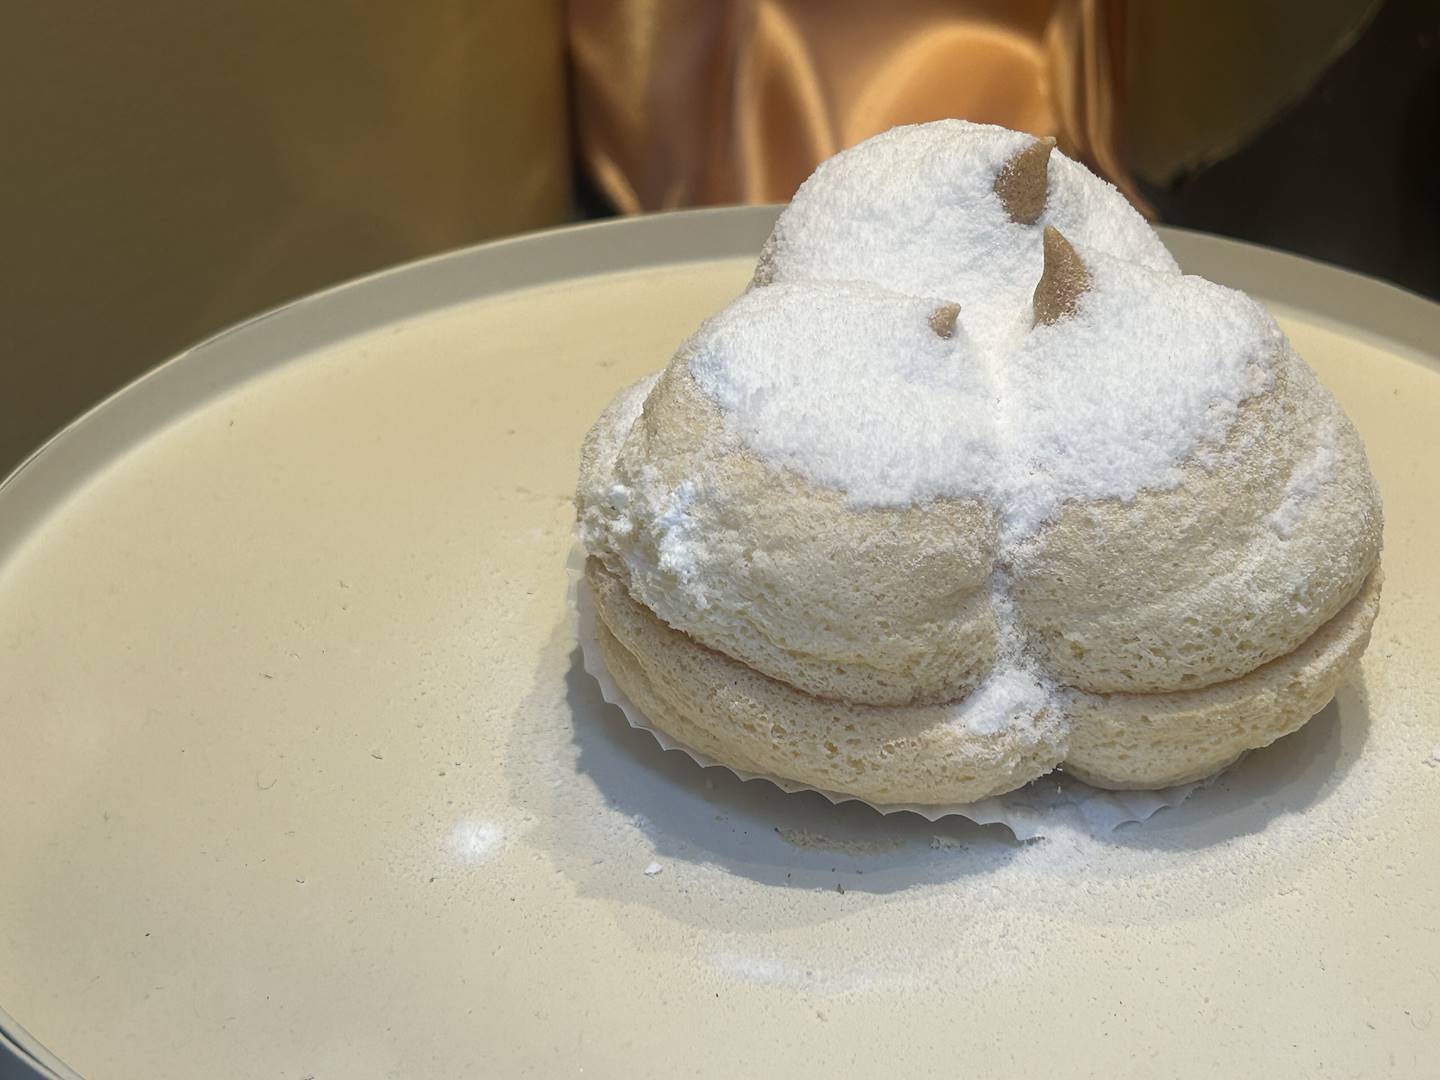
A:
[569,551,1215,840]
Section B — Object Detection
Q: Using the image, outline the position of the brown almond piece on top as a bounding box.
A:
[994,136,1056,225]
[1033,225,1091,326]
[928,302,962,339]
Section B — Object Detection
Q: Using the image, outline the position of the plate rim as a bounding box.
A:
[1,205,1437,1079]
[3,207,1438,517]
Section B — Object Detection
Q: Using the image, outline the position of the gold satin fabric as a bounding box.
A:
[568,0,1136,212]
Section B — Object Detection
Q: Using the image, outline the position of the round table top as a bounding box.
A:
[3,209,1438,1079]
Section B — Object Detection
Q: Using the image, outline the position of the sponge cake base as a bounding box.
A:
[1063,567,1381,789]
[588,558,1381,803]
[587,558,1067,806]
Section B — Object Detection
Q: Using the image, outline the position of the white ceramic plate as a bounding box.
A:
[2,210,1438,1079]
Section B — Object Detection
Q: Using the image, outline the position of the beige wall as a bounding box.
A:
[1,0,571,472]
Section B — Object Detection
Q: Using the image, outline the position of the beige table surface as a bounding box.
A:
[1,210,1437,1079]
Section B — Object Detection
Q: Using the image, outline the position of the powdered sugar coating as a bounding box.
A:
[766,120,1178,353]
[688,282,1000,507]
[997,257,1278,535]
[948,662,1052,738]
[697,120,1278,530]
[688,261,1277,535]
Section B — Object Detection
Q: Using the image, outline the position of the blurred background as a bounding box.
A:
[2,0,1435,474]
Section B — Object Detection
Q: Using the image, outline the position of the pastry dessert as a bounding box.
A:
[576,120,1383,806]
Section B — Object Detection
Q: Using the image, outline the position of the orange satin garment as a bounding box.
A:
[568,0,1137,213]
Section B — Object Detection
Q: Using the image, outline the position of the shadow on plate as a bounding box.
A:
[1099,680,1370,851]
[548,646,1025,898]
[508,614,1370,925]
[573,637,1368,829]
